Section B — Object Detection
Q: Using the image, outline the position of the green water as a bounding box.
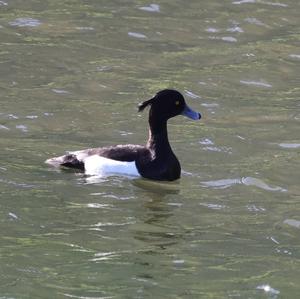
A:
[1,0,300,298]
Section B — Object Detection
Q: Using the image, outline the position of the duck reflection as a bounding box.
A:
[131,179,183,250]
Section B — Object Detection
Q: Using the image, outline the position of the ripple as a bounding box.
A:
[200,203,227,210]
[119,130,133,136]
[84,176,108,184]
[86,203,113,209]
[221,36,237,43]
[2,113,53,124]
[167,202,183,207]
[9,18,42,27]
[289,54,300,60]
[7,114,19,119]
[246,204,266,212]
[52,89,70,94]
[0,124,10,130]
[227,26,244,33]
[201,103,219,108]
[199,137,232,153]
[128,32,147,39]
[173,259,185,264]
[242,177,287,192]
[233,0,287,6]
[283,219,300,229]
[209,36,238,43]
[75,26,94,31]
[201,177,286,192]
[201,145,232,154]
[199,138,214,145]
[243,53,255,57]
[8,212,19,220]
[64,293,113,299]
[0,178,35,188]
[278,143,300,149]
[201,178,240,189]
[240,80,272,88]
[26,115,38,119]
[205,27,219,33]
[275,248,292,255]
[268,236,280,244]
[139,4,160,12]
[67,243,91,253]
[91,221,135,228]
[103,194,135,201]
[132,276,158,286]
[256,284,280,296]
[96,65,113,72]
[236,135,246,140]
[233,0,255,4]
[16,124,28,132]
[90,251,119,262]
[44,112,54,116]
[184,90,201,99]
[71,202,114,210]
[262,1,288,7]
[244,17,269,28]
[0,1,7,5]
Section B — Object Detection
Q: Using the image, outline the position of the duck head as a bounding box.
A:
[138,89,201,126]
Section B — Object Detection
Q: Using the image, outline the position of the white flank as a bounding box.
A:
[84,155,140,177]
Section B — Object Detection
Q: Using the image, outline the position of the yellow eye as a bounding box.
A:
[175,100,180,106]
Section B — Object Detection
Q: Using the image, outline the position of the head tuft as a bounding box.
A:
[138,97,155,112]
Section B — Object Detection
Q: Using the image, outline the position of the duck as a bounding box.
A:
[45,89,201,181]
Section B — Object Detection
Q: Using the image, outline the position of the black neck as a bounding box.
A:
[146,115,172,154]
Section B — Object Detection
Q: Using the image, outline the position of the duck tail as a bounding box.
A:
[45,153,84,170]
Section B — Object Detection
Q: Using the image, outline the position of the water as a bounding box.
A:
[1,0,299,298]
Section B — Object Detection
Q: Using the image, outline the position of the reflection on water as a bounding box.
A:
[139,4,160,13]
[240,80,272,88]
[256,284,280,297]
[201,177,287,192]
[278,143,300,149]
[1,0,300,298]
[9,17,41,27]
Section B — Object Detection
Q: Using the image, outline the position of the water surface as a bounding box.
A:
[1,0,300,298]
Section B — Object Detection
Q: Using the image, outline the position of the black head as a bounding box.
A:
[138,89,201,121]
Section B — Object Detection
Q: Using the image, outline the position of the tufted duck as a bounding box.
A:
[46,89,201,181]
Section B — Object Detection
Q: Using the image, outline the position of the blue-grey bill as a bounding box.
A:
[181,105,201,120]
